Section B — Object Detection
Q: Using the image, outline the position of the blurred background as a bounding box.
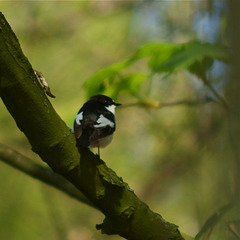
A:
[0,1,239,240]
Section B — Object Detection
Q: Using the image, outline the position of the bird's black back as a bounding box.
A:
[74,99,115,148]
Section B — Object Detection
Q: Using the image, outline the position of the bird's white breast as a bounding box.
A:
[90,134,113,148]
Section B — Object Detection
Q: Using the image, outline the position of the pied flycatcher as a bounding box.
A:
[73,95,121,155]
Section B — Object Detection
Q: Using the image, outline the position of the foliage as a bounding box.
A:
[84,41,228,100]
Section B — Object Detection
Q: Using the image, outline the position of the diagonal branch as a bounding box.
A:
[0,12,183,240]
[0,143,94,208]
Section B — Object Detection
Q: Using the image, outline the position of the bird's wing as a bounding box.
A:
[74,121,82,139]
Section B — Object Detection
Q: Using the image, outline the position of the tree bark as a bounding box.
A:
[0,12,184,240]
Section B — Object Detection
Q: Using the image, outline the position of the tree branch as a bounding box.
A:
[0,143,94,208]
[122,96,217,109]
[0,12,183,240]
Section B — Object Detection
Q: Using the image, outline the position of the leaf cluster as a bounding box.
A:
[84,41,228,100]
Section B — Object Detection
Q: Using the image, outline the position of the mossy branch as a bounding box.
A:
[0,12,184,240]
[0,143,93,207]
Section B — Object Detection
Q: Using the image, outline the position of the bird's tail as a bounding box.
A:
[76,127,93,149]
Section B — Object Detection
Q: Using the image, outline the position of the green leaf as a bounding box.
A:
[83,41,229,100]
[133,41,228,79]
[101,73,148,99]
[84,59,133,98]
[121,73,149,96]
[134,42,181,71]
[154,41,229,78]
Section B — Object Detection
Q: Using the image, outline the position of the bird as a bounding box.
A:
[73,94,121,157]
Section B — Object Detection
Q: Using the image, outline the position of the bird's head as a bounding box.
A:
[90,95,121,114]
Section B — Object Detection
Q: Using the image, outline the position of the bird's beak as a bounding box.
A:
[115,102,121,106]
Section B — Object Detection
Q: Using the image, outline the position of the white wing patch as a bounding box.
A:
[94,114,114,128]
[75,111,83,125]
[105,104,116,114]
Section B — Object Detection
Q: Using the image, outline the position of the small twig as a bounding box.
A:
[0,143,94,208]
[228,221,240,239]
[159,97,217,108]
[205,81,228,109]
[195,203,233,240]
[122,97,217,109]
[34,70,56,98]
[201,74,229,109]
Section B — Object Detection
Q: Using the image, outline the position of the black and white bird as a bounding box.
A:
[73,95,121,156]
